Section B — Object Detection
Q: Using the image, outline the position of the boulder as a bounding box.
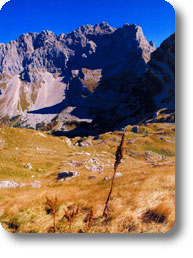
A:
[27,163,32,170]
[86,158,100,164]
[103,176,111,181]
[70,160,84,167]
[131,126,139,134]
[57,171,80,181]
[88,165,104,172]
[76,140,91,147]
[115,172,123,178]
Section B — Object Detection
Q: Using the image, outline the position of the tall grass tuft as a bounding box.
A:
[103,134,125,217]
[45,196,57,233]
[63,206,79,233]
[88,207,94,232]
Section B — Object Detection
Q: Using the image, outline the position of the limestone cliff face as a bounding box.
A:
[0,22,174,135]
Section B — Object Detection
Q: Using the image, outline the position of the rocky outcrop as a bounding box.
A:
[0,22,174,135]
[0,180,41,188]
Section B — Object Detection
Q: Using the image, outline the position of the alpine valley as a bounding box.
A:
[0,22,175,233]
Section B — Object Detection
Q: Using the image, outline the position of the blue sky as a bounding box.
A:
[0,0,175,47]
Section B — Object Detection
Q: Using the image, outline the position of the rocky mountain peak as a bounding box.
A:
[33,30,56,49]
[0,23,174,137]
[0,22,155,77]
[94,21,115,34]
[67,22,115,38]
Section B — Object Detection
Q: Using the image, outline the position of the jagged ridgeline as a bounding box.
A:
[0,22,175,136]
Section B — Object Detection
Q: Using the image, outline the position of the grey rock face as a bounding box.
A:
[0,22,174,135]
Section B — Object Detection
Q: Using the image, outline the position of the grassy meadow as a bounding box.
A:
[0,123,175,233]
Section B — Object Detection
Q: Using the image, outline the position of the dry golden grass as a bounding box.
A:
[0,123,175,233]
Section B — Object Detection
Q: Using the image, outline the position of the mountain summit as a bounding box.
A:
[0,23,174,136]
